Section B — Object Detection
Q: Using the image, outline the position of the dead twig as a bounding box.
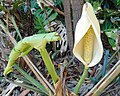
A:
[86,60,120,96]
[49,6,64,16]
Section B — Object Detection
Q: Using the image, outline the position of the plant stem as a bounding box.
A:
[39,48,59,83]
[74,67,88,95]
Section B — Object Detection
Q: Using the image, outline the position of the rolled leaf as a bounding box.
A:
[4,32,60,76]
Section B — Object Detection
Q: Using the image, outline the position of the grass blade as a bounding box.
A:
[10,16,22,40]
[14,64,49,95]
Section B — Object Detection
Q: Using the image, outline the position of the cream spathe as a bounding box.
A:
[73,2,103,67]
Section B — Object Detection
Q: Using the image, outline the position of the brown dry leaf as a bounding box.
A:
[66,89,76,96]
[54,78,63,96]
[18,89,30,96]
[54,78,76,96]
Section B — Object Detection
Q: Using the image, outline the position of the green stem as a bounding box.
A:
[73,67,88,95]
[38,48,59,83]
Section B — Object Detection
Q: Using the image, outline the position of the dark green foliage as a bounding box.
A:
[34,15,46,33]
[90,0,120,48]
[31,0,58,33]
[33,8,58,33]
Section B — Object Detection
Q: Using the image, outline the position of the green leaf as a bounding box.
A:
[12,0,23,11]
[31,0,37,9]
[14,74,32,84]
[55,0,62,5]
[108,38,116,47]
[14,64,48,95]
[46,8,53,17]
[0,5,9,12]
[11,81,46,95]
[117,0,120,6]
[43,12,58,25]
[11,16,22,40]
[34,16,46,33]
[0,76,3,80]
[105,32,117,40]
[93,1,100,11]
